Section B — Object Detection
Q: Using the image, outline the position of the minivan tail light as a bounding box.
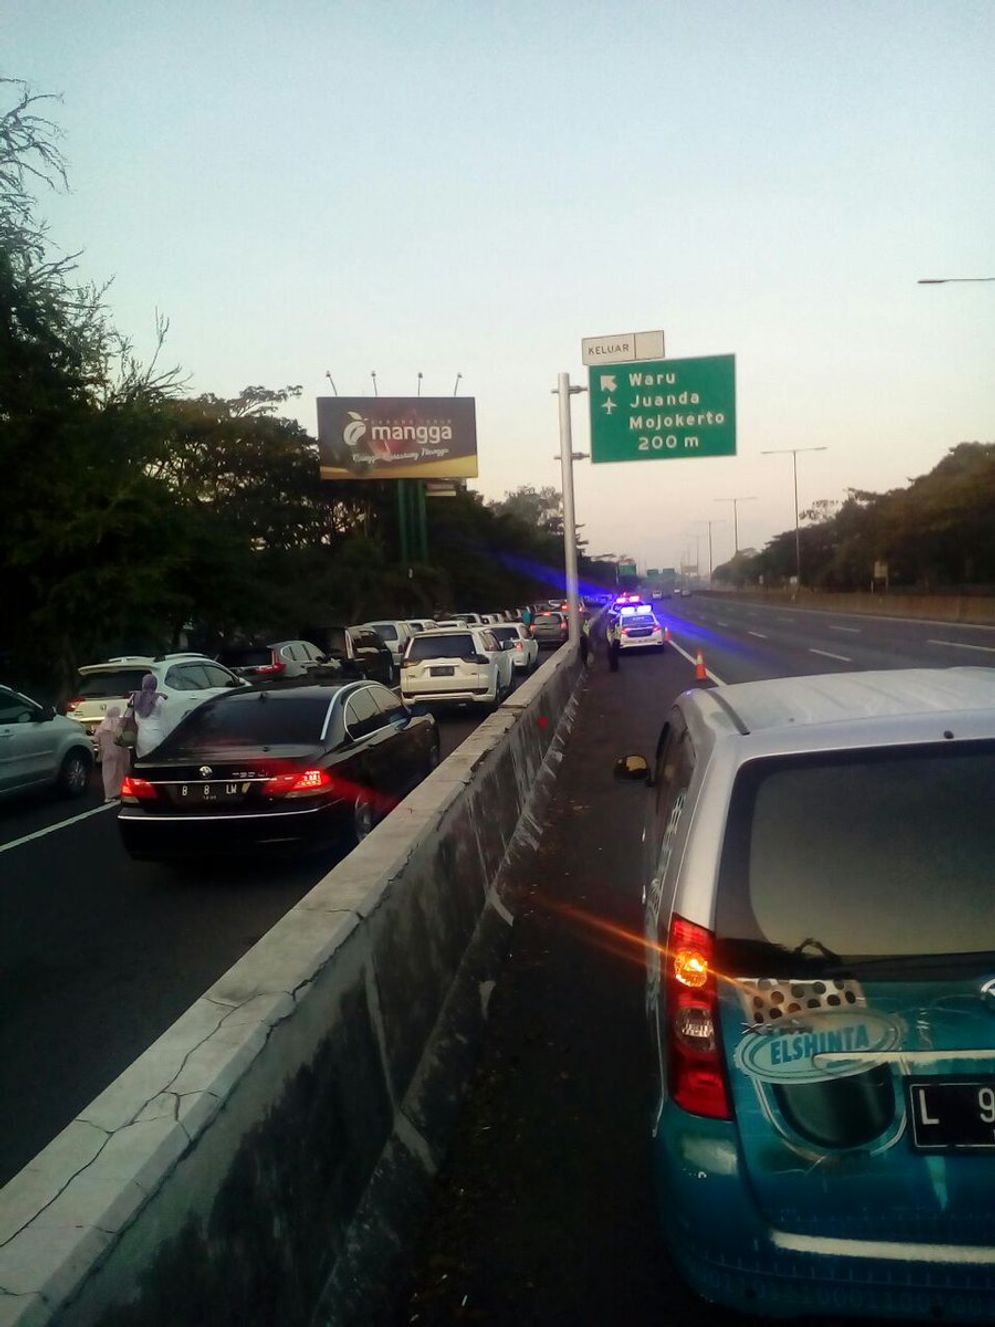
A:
[120,776,157,802]
[665,914,732,1120]
[262,768,333,798]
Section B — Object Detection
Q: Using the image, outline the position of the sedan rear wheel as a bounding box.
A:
[58,749,91,798]
[353,793,375,845]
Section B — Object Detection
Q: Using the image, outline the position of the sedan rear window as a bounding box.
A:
[716,743,995,963]
[76,669,147,697]
[407,634,476,661]
[156,695,332,754]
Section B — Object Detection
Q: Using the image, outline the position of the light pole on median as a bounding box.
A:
[761,446,828,587]
[918,277,995,284]
[694,519,722,581]
[714,496,757,558]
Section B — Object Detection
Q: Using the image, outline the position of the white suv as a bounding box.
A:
[65,654,245,743]
[400,627,513,708]
[362,620,416,669]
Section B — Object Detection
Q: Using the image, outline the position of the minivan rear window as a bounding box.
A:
[76,669,147,697]
[407,634,475,661]
[716,743,995,963]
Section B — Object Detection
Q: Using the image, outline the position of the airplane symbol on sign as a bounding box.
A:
[601,398,617,415]
[600,374,617,392]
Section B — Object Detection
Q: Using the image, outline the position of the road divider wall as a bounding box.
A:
[0,645,583,1327]
[706,588,995,625]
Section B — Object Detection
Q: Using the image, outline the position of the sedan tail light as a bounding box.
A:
[120,776,158,802]
[65,697,84,712]
[665,914,732,1120]
[262,768,334,798]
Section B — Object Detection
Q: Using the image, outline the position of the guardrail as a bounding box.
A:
[0,645,583,1327]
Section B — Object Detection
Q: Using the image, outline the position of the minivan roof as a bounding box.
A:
[694,668,995,736]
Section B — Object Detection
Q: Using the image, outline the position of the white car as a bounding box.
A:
[405,619,438,634]
[362,620,415,668]
[616,606,665,652]
[490,622,539,672]
[65,654,245,745]
[400,627,514,708]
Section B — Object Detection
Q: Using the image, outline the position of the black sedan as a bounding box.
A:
[117,682,439,861]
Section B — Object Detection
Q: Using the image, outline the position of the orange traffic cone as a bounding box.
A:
[695,649,708,681]
[664,626,672,643]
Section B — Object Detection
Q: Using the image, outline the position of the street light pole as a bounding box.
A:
[714,496,757,556]
[761,446,828,586]
[918,277,995,284]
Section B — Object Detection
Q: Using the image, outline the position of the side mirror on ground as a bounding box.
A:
[36,704,56,722]
[613,754,650,782]
[407,702,429,717]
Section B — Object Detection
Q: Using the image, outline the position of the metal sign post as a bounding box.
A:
[554,372,584,645]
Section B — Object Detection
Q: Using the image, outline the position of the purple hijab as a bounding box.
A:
[131,673,164,719]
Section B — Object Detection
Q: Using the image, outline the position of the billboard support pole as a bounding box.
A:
[554,372,584,645]
[397,480,410,564]
[415,481,428,560]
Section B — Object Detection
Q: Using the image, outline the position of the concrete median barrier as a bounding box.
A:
[0,645,583,1327]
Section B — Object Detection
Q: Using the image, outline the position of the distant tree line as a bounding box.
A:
[0,81,618,694]
[714,442,995,594]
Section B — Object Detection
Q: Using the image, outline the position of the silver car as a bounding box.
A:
[618,667,995,1322]
[0,684,94,799]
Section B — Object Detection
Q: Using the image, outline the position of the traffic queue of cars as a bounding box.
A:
[0,604,566,855]
[617,667,995,1322]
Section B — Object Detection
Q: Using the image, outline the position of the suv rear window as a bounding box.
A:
[156,695,332,755]
[407,634,476,661]
[534,614,561,625]
[216,647,273,669]
[369,624,398,641]
[76,669,147,697]
[491,627,519,642]
[716,743,995,965]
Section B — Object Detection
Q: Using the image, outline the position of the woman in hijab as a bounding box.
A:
[94,705,130,801]
[129,673,169,759]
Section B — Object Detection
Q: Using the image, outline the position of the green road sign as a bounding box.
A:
[647,568,660,578]
[619,561,637,578]
[589,354,736,463]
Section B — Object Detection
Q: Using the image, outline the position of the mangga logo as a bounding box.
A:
[733,1010,903,1085]
[343,412,367,447]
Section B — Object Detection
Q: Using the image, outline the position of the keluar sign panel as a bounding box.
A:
[588,354,736,463]
[317,397,478,480]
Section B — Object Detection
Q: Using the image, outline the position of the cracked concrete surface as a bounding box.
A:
[0,645,583,1327]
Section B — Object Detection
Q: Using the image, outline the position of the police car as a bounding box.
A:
[617,668,995,1322]
[615,604,665,653]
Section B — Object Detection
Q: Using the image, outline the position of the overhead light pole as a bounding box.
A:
[761,446,828,587]
[714,496,757,557]
[694,519,722,580]
[917,276,994,284]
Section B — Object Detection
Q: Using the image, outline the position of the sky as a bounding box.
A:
[5,0,994,574]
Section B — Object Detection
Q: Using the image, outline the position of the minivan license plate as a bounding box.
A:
[906,1077,995,1150]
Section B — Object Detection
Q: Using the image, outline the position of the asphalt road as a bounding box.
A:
[397,601,995,1326]
[0,706,485,1188]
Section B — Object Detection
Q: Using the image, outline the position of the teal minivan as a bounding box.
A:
[621,669,995,1321]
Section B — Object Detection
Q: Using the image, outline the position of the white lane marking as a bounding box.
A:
[668,640,727,686]
[809,648,852,662]
[716,620,730,627]
[829,625,860,634]
[0,802,117,855]
[927,638,995,654]
[777,616,793,622]
[748,630,767,639]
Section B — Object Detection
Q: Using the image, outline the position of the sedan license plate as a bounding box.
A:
[430,666,455,677]
[907,1077,995,1150]
[179,781,249,803]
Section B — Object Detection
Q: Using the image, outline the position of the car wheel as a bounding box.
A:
[386,662,396,687]
[352,792,375,845]
[58,749,91,798]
